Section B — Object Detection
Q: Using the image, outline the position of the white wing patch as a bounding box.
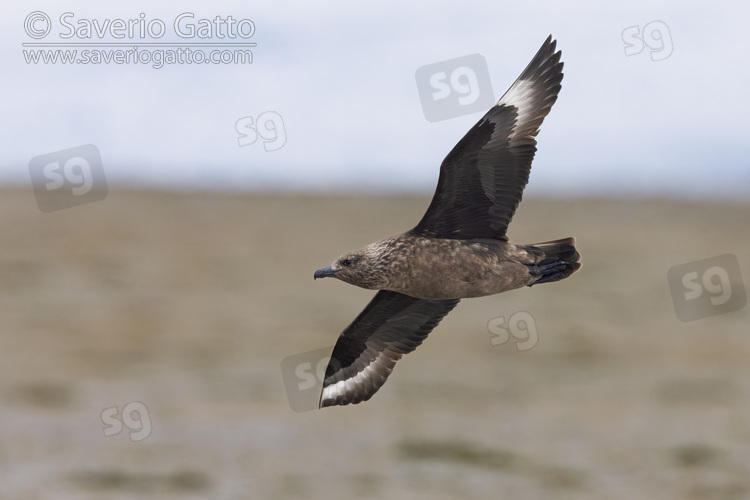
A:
[495,78,536,137]
[320,351,391,406]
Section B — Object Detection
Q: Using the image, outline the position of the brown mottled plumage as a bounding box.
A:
[313,36,581,408]
[319,234,578,300]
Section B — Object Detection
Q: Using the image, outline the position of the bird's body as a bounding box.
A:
[313,36,581,408]
[367,234,532,300]
[324,233,577,300]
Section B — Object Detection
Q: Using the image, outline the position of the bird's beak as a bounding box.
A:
[314,266,337,280]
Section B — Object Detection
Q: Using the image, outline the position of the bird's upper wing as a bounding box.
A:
[320,290,459,408]
[411,36,563,240]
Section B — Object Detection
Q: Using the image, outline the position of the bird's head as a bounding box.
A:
[314,245,388,289]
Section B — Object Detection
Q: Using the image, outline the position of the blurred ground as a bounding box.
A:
[0,188,749,499]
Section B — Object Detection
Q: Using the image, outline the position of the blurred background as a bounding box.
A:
[2,1,749,498]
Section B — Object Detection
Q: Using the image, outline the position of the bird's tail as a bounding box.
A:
[523,237,581,286]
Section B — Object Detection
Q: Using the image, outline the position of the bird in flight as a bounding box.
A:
[313,36,580,408]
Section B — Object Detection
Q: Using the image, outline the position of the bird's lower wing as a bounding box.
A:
[320,290,460,408]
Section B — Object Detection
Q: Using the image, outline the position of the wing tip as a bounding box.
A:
[318,396,332,409]
[528,35,563,79]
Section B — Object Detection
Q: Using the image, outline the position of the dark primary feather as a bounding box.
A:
[320,290,459,408]
[411,35,563,240]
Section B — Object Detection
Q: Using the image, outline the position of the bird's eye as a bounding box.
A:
[342,259,352,266]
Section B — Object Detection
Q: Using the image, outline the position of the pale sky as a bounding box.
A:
[3,0,748,198]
